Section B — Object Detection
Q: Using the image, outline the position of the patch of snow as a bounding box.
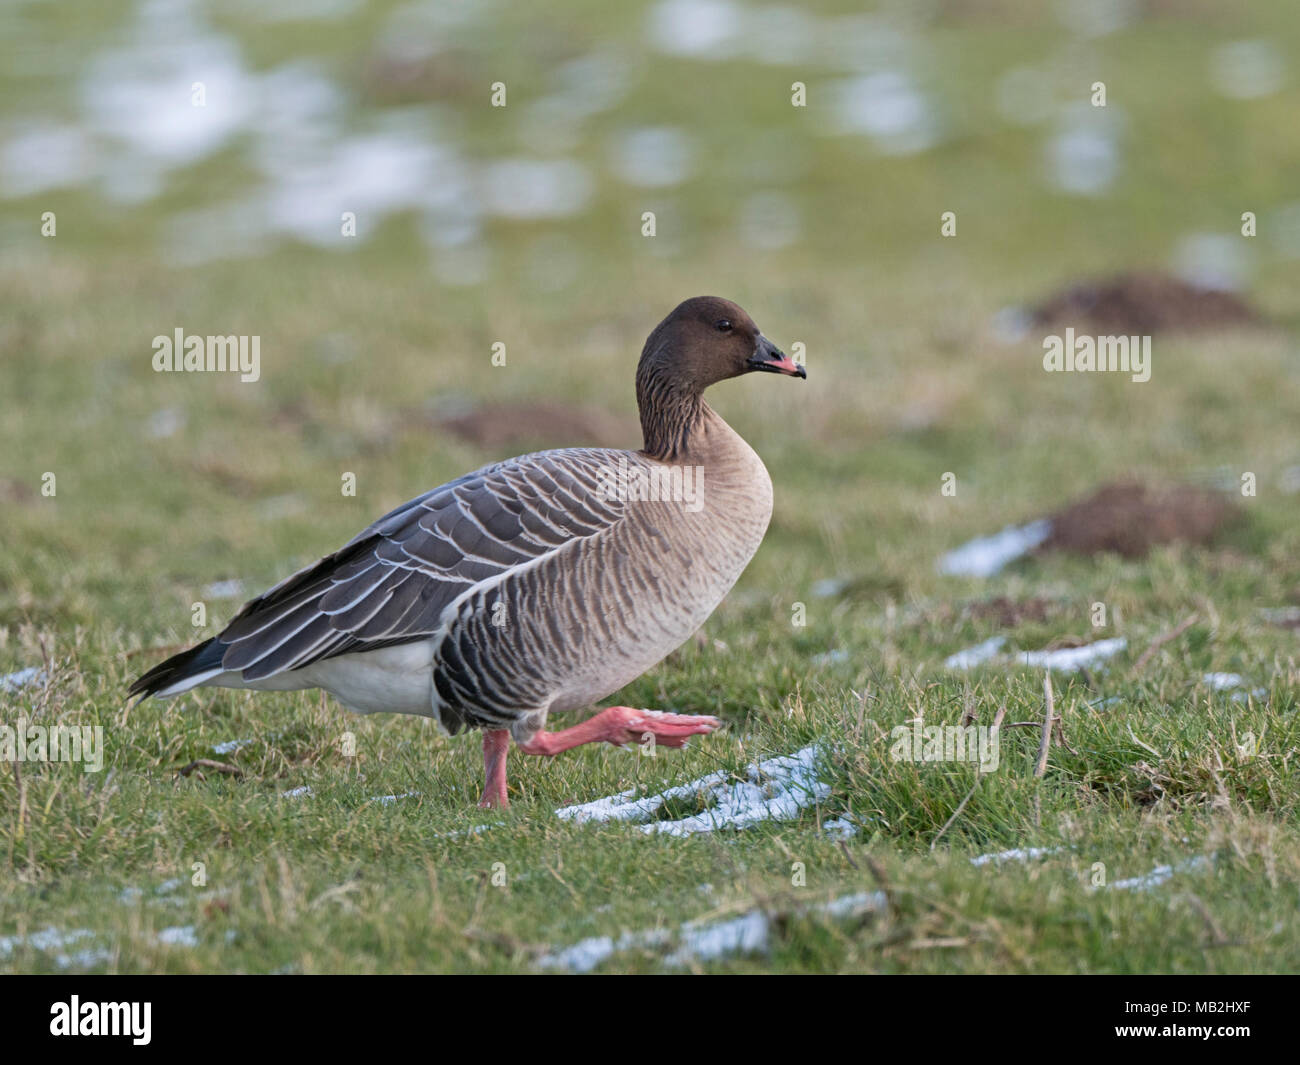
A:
[1173,232,1250,293]
[433,822,499,840]
[0,927,110,969]
[556,744,830,836]
[991,305,1034,343]
[819,891,885,919]
[80,32,254,170]
[0,122,95,197]
[1210,40,1286,100]
[0,667,45,693]
[944,636,1006,670]
[1056,0,1137,38]
[1200,673,1267,702]
[371,791,419,805]
[1017,638,1127,671]
[156,925,199,947]
[1107,856,1211,892]
[479,158,592,219]
[938,520,1052,578]
[1045,104,1123,197]
[969,846,1062,867]
[537,927,670,973]
[821,816,859,840]
[647,0,741,58]
[203,579,244,599]
[811,578,849,598]
[147,407,186,439]
[609,126,694,188]
[827,71,940,155]
[280,785,313,799]
[536,890,885,972]
[212,738,252,755]
[666,910,768,965]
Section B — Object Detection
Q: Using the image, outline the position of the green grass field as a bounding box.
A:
[2,0,1300,973]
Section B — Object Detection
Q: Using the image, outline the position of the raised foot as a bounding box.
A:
[599,707,722,748]
[519,706,721,756]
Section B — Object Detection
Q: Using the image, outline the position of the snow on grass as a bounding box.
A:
[811,648,849,666]
[155,925,199,947]
[536,890,886,972]
[969,846,1063,867]
[665,910,769,966]
[1106,856,1211,892]
[212,738,253,755]
[370,791,419,805]
[938,519,1051,578]
[203,579,245,599]
[556,744,830,836]
[433,822,499,841]
[1202,673,1267,701]
[0,666,45,692]
[944,636,1006,670]
[0,927,110,969]
[970,846,1212,892]
[821,816,859,840]
[1,918,219,969]
[1016,638,1126,671]
[945,636,1126,672]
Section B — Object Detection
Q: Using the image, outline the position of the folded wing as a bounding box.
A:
[215,448,628,682]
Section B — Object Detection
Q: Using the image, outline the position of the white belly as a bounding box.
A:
[205,640,437,716]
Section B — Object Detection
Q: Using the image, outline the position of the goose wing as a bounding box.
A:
[215,448,629,682]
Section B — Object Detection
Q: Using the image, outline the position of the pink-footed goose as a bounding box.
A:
[130,297,805,807]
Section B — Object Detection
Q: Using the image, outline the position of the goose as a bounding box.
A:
[130,296,805,807]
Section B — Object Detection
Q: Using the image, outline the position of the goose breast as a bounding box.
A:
[433,425,773,738]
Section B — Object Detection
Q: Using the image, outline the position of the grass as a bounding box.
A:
[2,0,1300,972]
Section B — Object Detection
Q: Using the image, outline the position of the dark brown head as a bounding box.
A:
[636,296,804,457]
[638,296,805,394]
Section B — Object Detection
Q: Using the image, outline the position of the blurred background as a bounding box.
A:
[2,0,1299,646]
[5,0,1300,977]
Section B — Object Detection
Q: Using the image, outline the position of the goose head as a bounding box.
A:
[639,296,806,395]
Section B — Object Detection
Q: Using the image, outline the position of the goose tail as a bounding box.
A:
[128,639,227,701]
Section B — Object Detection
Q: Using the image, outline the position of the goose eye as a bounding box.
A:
[714,319,732,333]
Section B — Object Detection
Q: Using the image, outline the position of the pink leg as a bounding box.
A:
[518,706,721,757]
[478,729,511,809]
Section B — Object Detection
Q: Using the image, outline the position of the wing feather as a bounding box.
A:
[210,448,630,683]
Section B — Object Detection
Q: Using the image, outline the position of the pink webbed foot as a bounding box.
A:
[518,706,721,757]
